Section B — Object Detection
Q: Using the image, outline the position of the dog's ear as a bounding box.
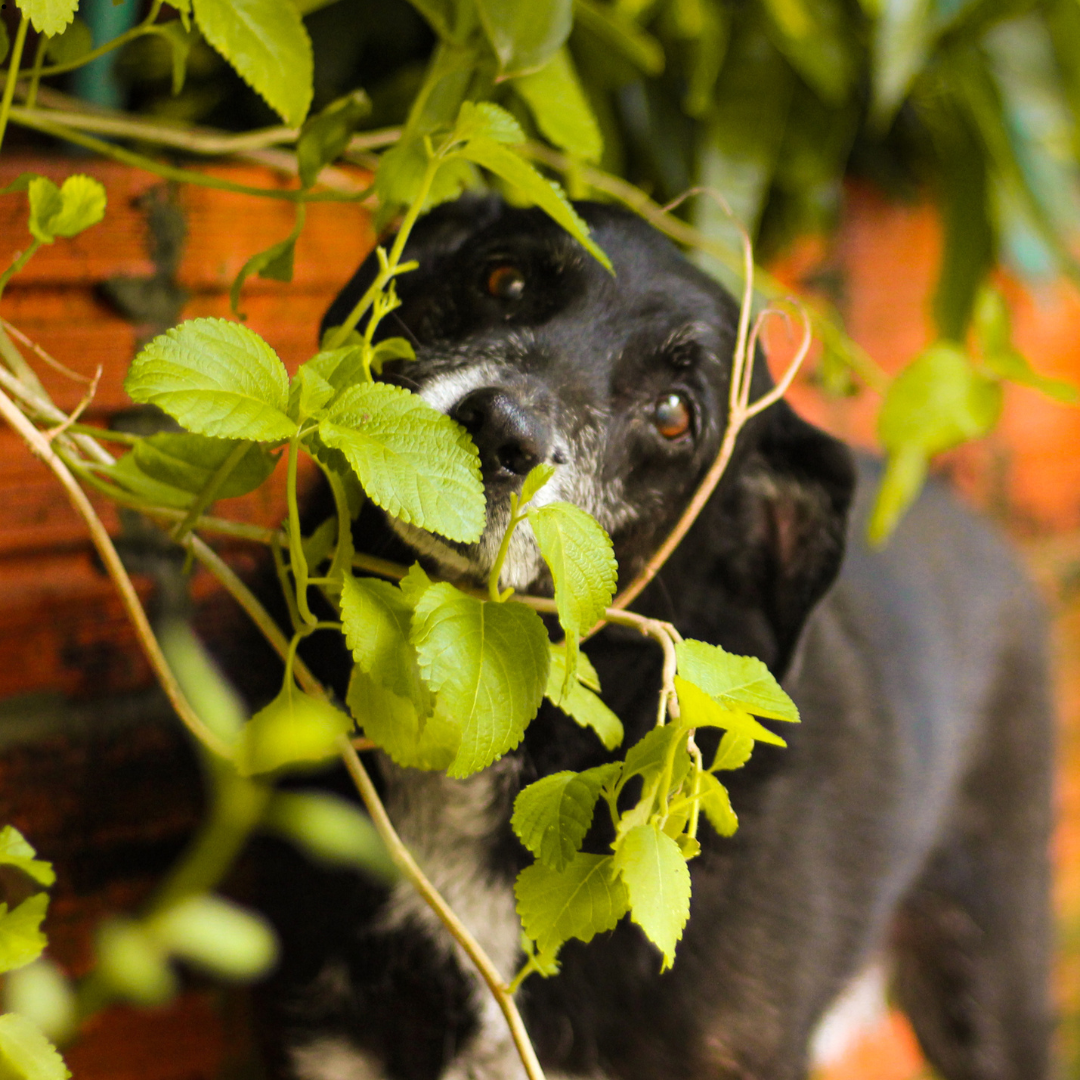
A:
[668,401,855,676]
[320,194,504,341]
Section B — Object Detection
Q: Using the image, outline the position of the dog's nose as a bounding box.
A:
[451,388,552,477]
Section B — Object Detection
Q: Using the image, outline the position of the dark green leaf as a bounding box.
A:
[476,0,571,77]
[133,433,277,499]
[572,0,664,75]
[870,0,932,125]
[297,90,371,188]
[230,235,298,316]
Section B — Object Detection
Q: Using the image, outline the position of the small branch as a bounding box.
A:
[337,736,547,1080]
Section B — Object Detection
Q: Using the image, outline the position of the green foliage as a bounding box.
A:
[14,0,77,37]
[0,828,55,890]
[27,175,105,243]
[237,684,353,775]
[0,1014,70,1080]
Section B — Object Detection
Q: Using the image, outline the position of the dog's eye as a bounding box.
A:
[486,265,526,301]
[653,392,692,440]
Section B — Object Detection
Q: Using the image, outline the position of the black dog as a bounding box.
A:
[255,196,1055,1080]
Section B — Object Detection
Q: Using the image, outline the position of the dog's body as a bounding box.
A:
[254,197,1054,1080]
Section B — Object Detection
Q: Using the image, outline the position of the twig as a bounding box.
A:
[45,364,101,441]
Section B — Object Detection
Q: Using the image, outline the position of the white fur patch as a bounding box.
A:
[292,1037,383,1080]
[809,960,889,1066]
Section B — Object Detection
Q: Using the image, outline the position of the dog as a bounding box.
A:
[251,195,1055,1080]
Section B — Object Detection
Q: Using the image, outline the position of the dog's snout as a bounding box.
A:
[451,388,552,478]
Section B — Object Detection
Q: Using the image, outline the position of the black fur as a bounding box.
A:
[254,196,1054,1080]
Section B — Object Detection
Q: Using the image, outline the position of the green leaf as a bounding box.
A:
[319,382,485,543]
[263,791,396,880]
[95,918,175,1005]
[399,562,434,607]
[512,764,621,871]
[619,723,688,790]
[519,463,556,508]
[297,90,370,188]
[411,585,549,777]
[515,852,629,958]
[476,0,571,77]
[0,896,48,974]
[696,771,738,836]
[125,318,295,441]
[674,675,787,747]
[0,20,8,65]
[455,137,612,271]
[27,175,105,244]
[192,0,313,126]
[237,686,352,776]
[230,235,298,314]
[710,730,754,772]
[144,21,197,95]
[376,139,477,215]
[403,0,477,43]
[151,895,276,981]
[545,645,623,749]
[870,0,932,126]
[15,0,77,37]
[760,0,856,106]
[340,576,432,711]
[0,828,54,888]
[613,823,690,970]
[289,365,335,421]
[0,1014,70,1080]
[982,348,1079,404]
[371,337,416,375]
[102,455,195,509]
[675,640,799,723]
[300,345,368,391]
[3,961,74,1044]
[346,665,460,771]
[133,433,277,499]
[43,15,91,65]
[572,0,664,75]
[453,100,526,145]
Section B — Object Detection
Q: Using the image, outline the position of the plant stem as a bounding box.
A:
[337,736,547,1080]
[0,13,30,152]
[172,440,252,542]
[287,435,318,626]
[25,34,47,110]
[0,240,42,305]
[33,0,165,77]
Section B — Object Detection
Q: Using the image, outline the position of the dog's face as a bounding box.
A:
[324,196,854,672]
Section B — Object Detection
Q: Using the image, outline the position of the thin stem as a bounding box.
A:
[33,0,165,77]
[337,737,547,1080]
[287,436,317,626]
[272,533,304,636]
[0,240,42,304]
[488,496,522,602]
[0,13,29,151]
[0,385,232,758]
[25,34,47,110]
[172,440,252,542]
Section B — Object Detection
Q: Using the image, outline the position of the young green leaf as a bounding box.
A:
[0,828,54,888]
[519,462,556,508]
[512,763,621,871]
[411,585,549,777]
[675,640,799,722]
[545,646,623,749]
[300,345,367,391]
[613,823,691,970]
[4,960,74,1045]
[619,723,690,790]
[399,562,434,607]
[572,0,664,75]
[126,319,295,441]
[455,137,613,272]
[376,139,476,215]
[514,47,603,161]
[0,1014,70,1080]
[515,852,629,959]
[289,365,336,421]
[674,675,787,747]
[346,665,459,771]
[0,896,48,974]
[319,382,485,543]
[15,0,77,38]
[711,730,755,772]
[981,347,1079,403]
[192,0,313,126]
[230,234,299,313]
[133,433,278,499]
[371,337,416,375]
[28,176,105,243]
[297,89,370,188]
[237,686,352,776]
[696,772,738,837]
[475,0,571,77]
[151,894,277,981]
[453,101,527,146]
[95,918,176,1006]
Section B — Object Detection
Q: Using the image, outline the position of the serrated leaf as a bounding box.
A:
[399,562,434,607]
[515,852,629,958]
[456,137,612,272]
[674,676,787,748]
[711,730,754,772]
[545,647,623,749]
[613,823,690,970]
[696,771,738,837]
[0,896,48,974]
[340,576,432,712]
[301,346,367,391]
[411,585,549,777]
[237,686,352,776]
[151,895,277,981]
[192,0,313,126]
[289,365,335,421]
[346,665,459,771]
[514,47,602,161]
[95,918,176,1005]
[320,382,484,543]
[43,15,91,64]
[512,764,620,871]
[675,640,799,723]
[0,828,54,888]
[0,1014,70,1080]
[125,318,295,441]
[476,0,571,77]
[15,0,77,38]
[619,724,688,790]
[133,433,277,499]
[263,791,396,880]
[297,89,370,188]
[453,101,526,145]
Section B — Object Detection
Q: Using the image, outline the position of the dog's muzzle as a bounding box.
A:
[450,387,554,481]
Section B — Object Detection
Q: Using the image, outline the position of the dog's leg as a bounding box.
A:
[892,625,1055,1080]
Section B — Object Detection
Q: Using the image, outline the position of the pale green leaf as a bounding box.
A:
[371,337,416,374]
[0,828,54,888]
[456,137,612,271]
[3,961,74,1044]
[512,764,620,871]
[102,455,195,509]
[545,646,623,749]
[15,0,77,38]
[38,175,105,241]
[519,463,556,508]
[0,897,48,974]
[346,665,459,771]
[453,101,526,145]
[870,0,932,125]
[515,853,629,958]
[133,433,277,499]
[320,382,485,543]
[710,730,754,772]
[151,895,276,981]
[192,0,313,126]
[411,585,549,777]
[399,562,434,607]
[675,640,799,723]
[237,686,352,776]
[982,348,1079,403]
[514,47,602,161]
[674,675,787,748]
[26,179,62,245]
[613,823,690,970]
[95,918,176,1006]
[476,0,571,76]
[696,771,738,837]
[867,445,928,547]
[0,1014,70,1080]
[125,318,295,441]
[376,139,477,214]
